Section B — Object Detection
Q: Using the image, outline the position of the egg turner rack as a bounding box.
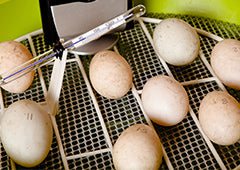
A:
[0,13,240,169]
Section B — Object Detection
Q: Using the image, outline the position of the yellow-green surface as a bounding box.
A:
[0,0,41,42]
[0,0,240,42]
[135,0,240,24]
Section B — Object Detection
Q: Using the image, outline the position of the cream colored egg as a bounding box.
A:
[0,99,53,167]
[153,18,200,66]
[89,50,132,99]
[199,91,240,145]
[142,75,189,126]
[0,41,35,93]
[211,39,240,89]
[113,124,163,170]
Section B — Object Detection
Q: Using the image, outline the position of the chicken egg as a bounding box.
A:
[0,99,53,167]
[113,124,163,170]
[199,91,240,145]
[211,39,240,89]
[141,75,189,126]
[89,50,132,99]
[0,41,35,93]
[153,18,200,66]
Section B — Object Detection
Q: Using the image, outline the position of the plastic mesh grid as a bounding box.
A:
[117,25,168,90]
[96,91,147,143]
[56,61,109,157]
[67,151,114,169]
[154,117,219,169]
[185,81,221,113]
[31,33,52,56]
[0,13,239,170]
[0,143,10,170]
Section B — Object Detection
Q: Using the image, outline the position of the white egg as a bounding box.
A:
[113,124,163,170]
[142,75,189,126]
[0,99,53,167]
[89,50,132,99]
[153,18,200,66]
[199,91,240,145]
[0,41,35,93]
[211,39,240,89]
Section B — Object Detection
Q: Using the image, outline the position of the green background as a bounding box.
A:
[0,0,240,42]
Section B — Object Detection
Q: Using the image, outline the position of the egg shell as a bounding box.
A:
[89,50,132,99]
[199,91,240,145]
[153,18,200,66]
[142,75,189,126]
[113,124,163,170]
[0,99,53,167]
[0,41,35,93]
[210,39,240,89]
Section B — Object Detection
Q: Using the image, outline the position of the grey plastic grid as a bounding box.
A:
[96,91,147,143]
[118,26,168,90]
[0,13,239,170]
[0,143,11,169]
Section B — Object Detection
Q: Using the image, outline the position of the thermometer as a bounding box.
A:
[0,4,146,85]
